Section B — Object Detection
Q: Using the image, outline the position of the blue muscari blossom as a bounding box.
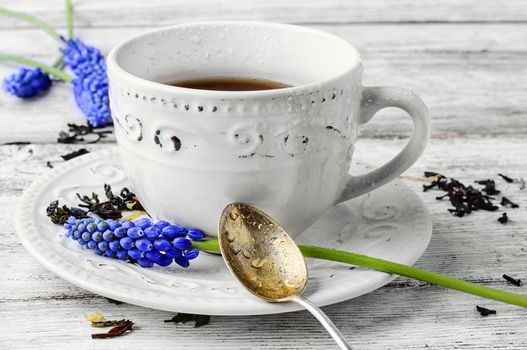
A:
[184,248,200,260]
[3,68,52,98]
[72,71,110,127]
[61,39,110,127]
[61,39,106,76]
[161,225,187,240]
[173,237,192,251]
[153,238,171,252]
[187,228,205,241]
[63,216,203,268]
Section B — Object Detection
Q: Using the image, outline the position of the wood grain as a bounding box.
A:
[1,141,527,350]
[1,24,527,143]
[1,141,527,349]
[1,288,526,349]
[2,0,527,28]
[1,0,527,348]
[2,140,526,295]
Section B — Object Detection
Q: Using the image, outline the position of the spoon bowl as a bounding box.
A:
[218,203,307,301]
[219,202,352,349]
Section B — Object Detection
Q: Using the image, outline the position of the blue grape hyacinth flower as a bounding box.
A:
[71,69,110,127]
[62,39,110,127]
[3,67,52,98]
[64,217,204,268]
[61,39,106,76]
[0,4,110,125]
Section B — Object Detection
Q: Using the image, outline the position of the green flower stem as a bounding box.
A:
[0,8,61,40]
[192,239,527,308]
[52,55,64,69]
[192,239,220,252]
[65,0,73,38]
[0,54,72,82]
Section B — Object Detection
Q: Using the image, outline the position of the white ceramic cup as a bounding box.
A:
[107,22,430,237]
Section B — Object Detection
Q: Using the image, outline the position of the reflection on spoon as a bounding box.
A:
[219,203,352,350]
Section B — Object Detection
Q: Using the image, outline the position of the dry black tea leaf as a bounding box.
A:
[2,141,31,145]
[497,213,508,224]
[60,148,90,161]
[164,313,211,328]
[475,179,500,195]
[46,200,89,224]
[503,274,522,286]
[423,172,499,217]
[476,305,496,317]
[77,192,121,219]
[46,161,54,168]
[500,196,519,208]
[58,123,112,144]
[76,184,144,219]
[498,173,515,183]
[91,319,127,328]
[424,171,443,178]
[91,320,134,339]
[106,298,124,305]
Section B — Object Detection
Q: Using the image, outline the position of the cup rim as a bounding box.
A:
[107,21,362,98]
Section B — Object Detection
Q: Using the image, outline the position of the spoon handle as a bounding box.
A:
[291,295,352,350]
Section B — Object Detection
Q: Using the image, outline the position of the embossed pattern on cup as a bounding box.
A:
[107,22,430,236]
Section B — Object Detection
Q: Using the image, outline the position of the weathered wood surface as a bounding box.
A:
[3,0,527,27]
[2,23,527,142]
[1,140,526,349]
[1,1,527,349]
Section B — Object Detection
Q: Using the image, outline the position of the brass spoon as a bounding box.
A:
[219,203,352,350]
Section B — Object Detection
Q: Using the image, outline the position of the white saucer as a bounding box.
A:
[15,148,431,316]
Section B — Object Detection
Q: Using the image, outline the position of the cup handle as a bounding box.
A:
[336,86,430,203]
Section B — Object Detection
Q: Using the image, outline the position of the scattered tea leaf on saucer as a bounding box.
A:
[76,184,144,219]
[46,200,88,224]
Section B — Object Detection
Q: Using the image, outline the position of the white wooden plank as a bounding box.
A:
[1,287,527,350]
[1,1,527,348]
[1,0,527,28]
[1,141,526,349]
[1,138,526,296]
[1,24,527,143]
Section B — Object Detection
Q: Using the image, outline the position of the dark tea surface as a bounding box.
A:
[168,77,291,91]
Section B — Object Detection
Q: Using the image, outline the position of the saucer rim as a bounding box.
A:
[15,148,432,315]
